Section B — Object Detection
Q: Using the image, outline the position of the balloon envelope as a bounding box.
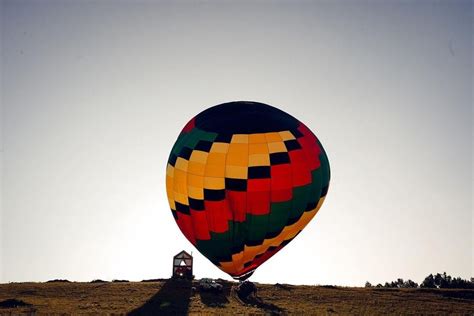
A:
[166,101,330,280]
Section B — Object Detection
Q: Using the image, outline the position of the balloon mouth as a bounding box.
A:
[233,270,255,281]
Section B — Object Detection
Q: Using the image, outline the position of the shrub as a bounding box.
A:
[90,279,108,283]
[46,279,71,283]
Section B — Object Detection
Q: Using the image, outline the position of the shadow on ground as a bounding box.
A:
[128,279,192,315]
[240,294,285,315]
[420,289,474,300]
[0,298,36,315]
[199,280,232,308]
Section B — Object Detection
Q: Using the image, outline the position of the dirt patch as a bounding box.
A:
[0,281,472,314]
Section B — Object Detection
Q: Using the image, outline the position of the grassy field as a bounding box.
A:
[0,279,473,315]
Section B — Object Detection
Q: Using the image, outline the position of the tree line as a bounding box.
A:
[365,272,474,289]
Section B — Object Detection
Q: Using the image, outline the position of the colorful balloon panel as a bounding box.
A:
[166,101,330,280]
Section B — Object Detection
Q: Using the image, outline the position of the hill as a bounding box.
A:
[0,279,473,315]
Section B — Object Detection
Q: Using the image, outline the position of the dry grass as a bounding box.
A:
[0,279,473,315]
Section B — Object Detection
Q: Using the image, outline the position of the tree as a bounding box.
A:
[421,274,436,288]
[396,278,404,288]
[365,281,372,288]
[380,273,473,290]
[434,272,451,288]
[403,279,418,288]
[421,273,473,289]
[450,276,474,289]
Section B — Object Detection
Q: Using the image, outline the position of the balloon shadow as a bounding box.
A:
[198,281,232,308]
[128,279,191,315]
[239,292,285,315]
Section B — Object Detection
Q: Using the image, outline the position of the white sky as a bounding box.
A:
[1,0,472,286]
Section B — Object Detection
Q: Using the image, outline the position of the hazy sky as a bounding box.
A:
[1,0,472,286]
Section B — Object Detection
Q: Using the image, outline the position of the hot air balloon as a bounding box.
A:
[166,101,330,280]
